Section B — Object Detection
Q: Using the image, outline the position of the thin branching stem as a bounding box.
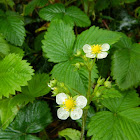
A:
[80,58,96,140]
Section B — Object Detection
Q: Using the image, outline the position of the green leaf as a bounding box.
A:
[52,59,98,96]
[0,35,10,57]
[12,93,35,106]
[111,34,140,89]
[0,54,34,98]
[42,20,75,63]
[0,100,52,139]
[0,10,26,46]
[59,128,81,140]
[9,45,24,58]
[0,35,24,58]
[11,100,52,133]
[74,26,121,53]
[22,73,50,97]
[87,109,140,140]
[39,3,65,21]
[0,129,41,140]
[97,86,122,99]
[95,0,110,11]
[0,0,15,8]
[34,32,45,52]
[11,73,50,106]
[87,108,140,140]
[65,6,91,27]
[39,3,91,27]
[88,88,140,140]
[101,90,140,112]
[24,0,48,15]
[0,98,19,129]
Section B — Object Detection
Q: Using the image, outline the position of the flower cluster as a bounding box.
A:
[56,93,87,120]
[83,43,110,59]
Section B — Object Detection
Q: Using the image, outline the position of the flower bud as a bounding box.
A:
[95,91,102,97]
[74,63,81,69]
[97,78,105,85]
[104,81,112,88]
[48,79,57,88]
[75,50,82,57]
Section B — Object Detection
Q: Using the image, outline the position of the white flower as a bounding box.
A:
[83,43,110,59]
[56,93,87,120]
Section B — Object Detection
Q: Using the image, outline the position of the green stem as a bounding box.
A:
[80,58,96,140]
[80,109,88,140]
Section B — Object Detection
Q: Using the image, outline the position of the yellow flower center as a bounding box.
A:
[63,97,76,111]
[91,44,102,54]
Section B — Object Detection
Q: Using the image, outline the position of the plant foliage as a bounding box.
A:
[0,100,52,139]
[0,10,26,46]
[87,90,140,140]
[24,0,48,15]
[59,128,81,140]
[12,73,50,105]
[112,34,140,89]
[39,3,91,27]
[0,54,34,98]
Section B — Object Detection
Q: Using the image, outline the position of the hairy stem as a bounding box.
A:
[80,109,88,140]
[80,58,96,139]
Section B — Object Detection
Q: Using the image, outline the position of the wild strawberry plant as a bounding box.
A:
[0,0,140,140]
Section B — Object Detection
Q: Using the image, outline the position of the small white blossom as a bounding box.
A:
[56,93,87,120]
[83,43,110,59]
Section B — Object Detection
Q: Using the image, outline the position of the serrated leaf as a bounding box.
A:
[0,54,34,98]
[42,20,75,63]
[111,34,140,89]
[101,90,140,112]
[88,88,140,139]
[98,86,122,99]
[0,35,24,58]
[10,73,50,106]
[0,10,26,46]
[9,45,24,58]
[74,26,121,53]
[11,100,52,133]
[59,128,81,140]
[39,3,65,21]
[0,100,52,139]
[39,3,91,27]
[0,98,19,129]
[87,109,140,140]
[24,0,48,15]
[22,73,50,97]
[52,59,98,96]
[0,35,10,57]
[65,6,91,27]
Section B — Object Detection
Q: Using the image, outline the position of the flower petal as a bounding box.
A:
[83,44,91,53]
[57,107,69,120]
[56,93,67,105]
[76,96,87,108]
[70,107,83,120]
[97,52,108,59]
[101,43,110,51]
[86,53,96,58]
